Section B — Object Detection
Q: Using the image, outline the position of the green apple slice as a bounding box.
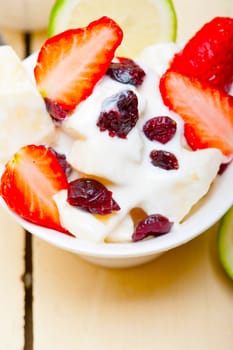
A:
[48,0,177,57]
[217,205,233,280]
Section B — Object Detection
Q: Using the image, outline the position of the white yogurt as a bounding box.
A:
[52,43,224,243]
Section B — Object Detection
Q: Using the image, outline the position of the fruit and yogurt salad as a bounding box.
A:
[0,16,233,243]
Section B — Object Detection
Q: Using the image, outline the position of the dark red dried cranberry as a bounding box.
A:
[218,162,230,175]
[97,90,139,138]
[48,147,72,177]
[150,150,179,170]
[67,178,120,215]
[107,57,145,86]
[143,116,177,144]
[132,214,173,242]
[44,97,68,123]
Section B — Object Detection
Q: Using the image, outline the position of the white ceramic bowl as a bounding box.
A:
[1,160,233,268]
[1,53,233,268]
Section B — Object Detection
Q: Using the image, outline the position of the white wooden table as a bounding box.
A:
[0,1,233,349]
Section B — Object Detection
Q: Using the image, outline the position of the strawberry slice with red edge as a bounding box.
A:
[0,145,69,233]
[34,16,123,111]
[169,17,233,91]
[159,70,233,158]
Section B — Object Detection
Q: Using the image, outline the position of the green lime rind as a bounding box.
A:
[217,205,233,280]
[48,0,177,41]
[48,0,68,37]
[165,0,177,42]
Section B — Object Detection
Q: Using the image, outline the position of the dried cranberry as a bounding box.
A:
[132,214,173,242]
[44,97,68,123]
[107,57,145,86]
[67,178,120,215]
[143,116,177,144]
[97,90,139,138]
[150,150,179,170]
[218,162,229,175]
[48,147,72,177]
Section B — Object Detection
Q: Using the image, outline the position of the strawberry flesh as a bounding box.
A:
[169,17,233,91]
[159,70,233,158]
[0,145,68,233]
[34,16,123,111]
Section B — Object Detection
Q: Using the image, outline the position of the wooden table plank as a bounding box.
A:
[0,28,25,58]
[0,208,25,350]
[32,225,233,350]
[174,0,233,40]
[31,2,233,349]
[0,28,25,350]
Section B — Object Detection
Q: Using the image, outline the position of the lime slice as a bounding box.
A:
[217,206,233,280]
[48,0,177,57]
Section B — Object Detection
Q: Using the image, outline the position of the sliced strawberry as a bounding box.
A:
[34,16,123,111]
[159,70,233,157]
[0,145,68,233]
[169,17,233,91]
